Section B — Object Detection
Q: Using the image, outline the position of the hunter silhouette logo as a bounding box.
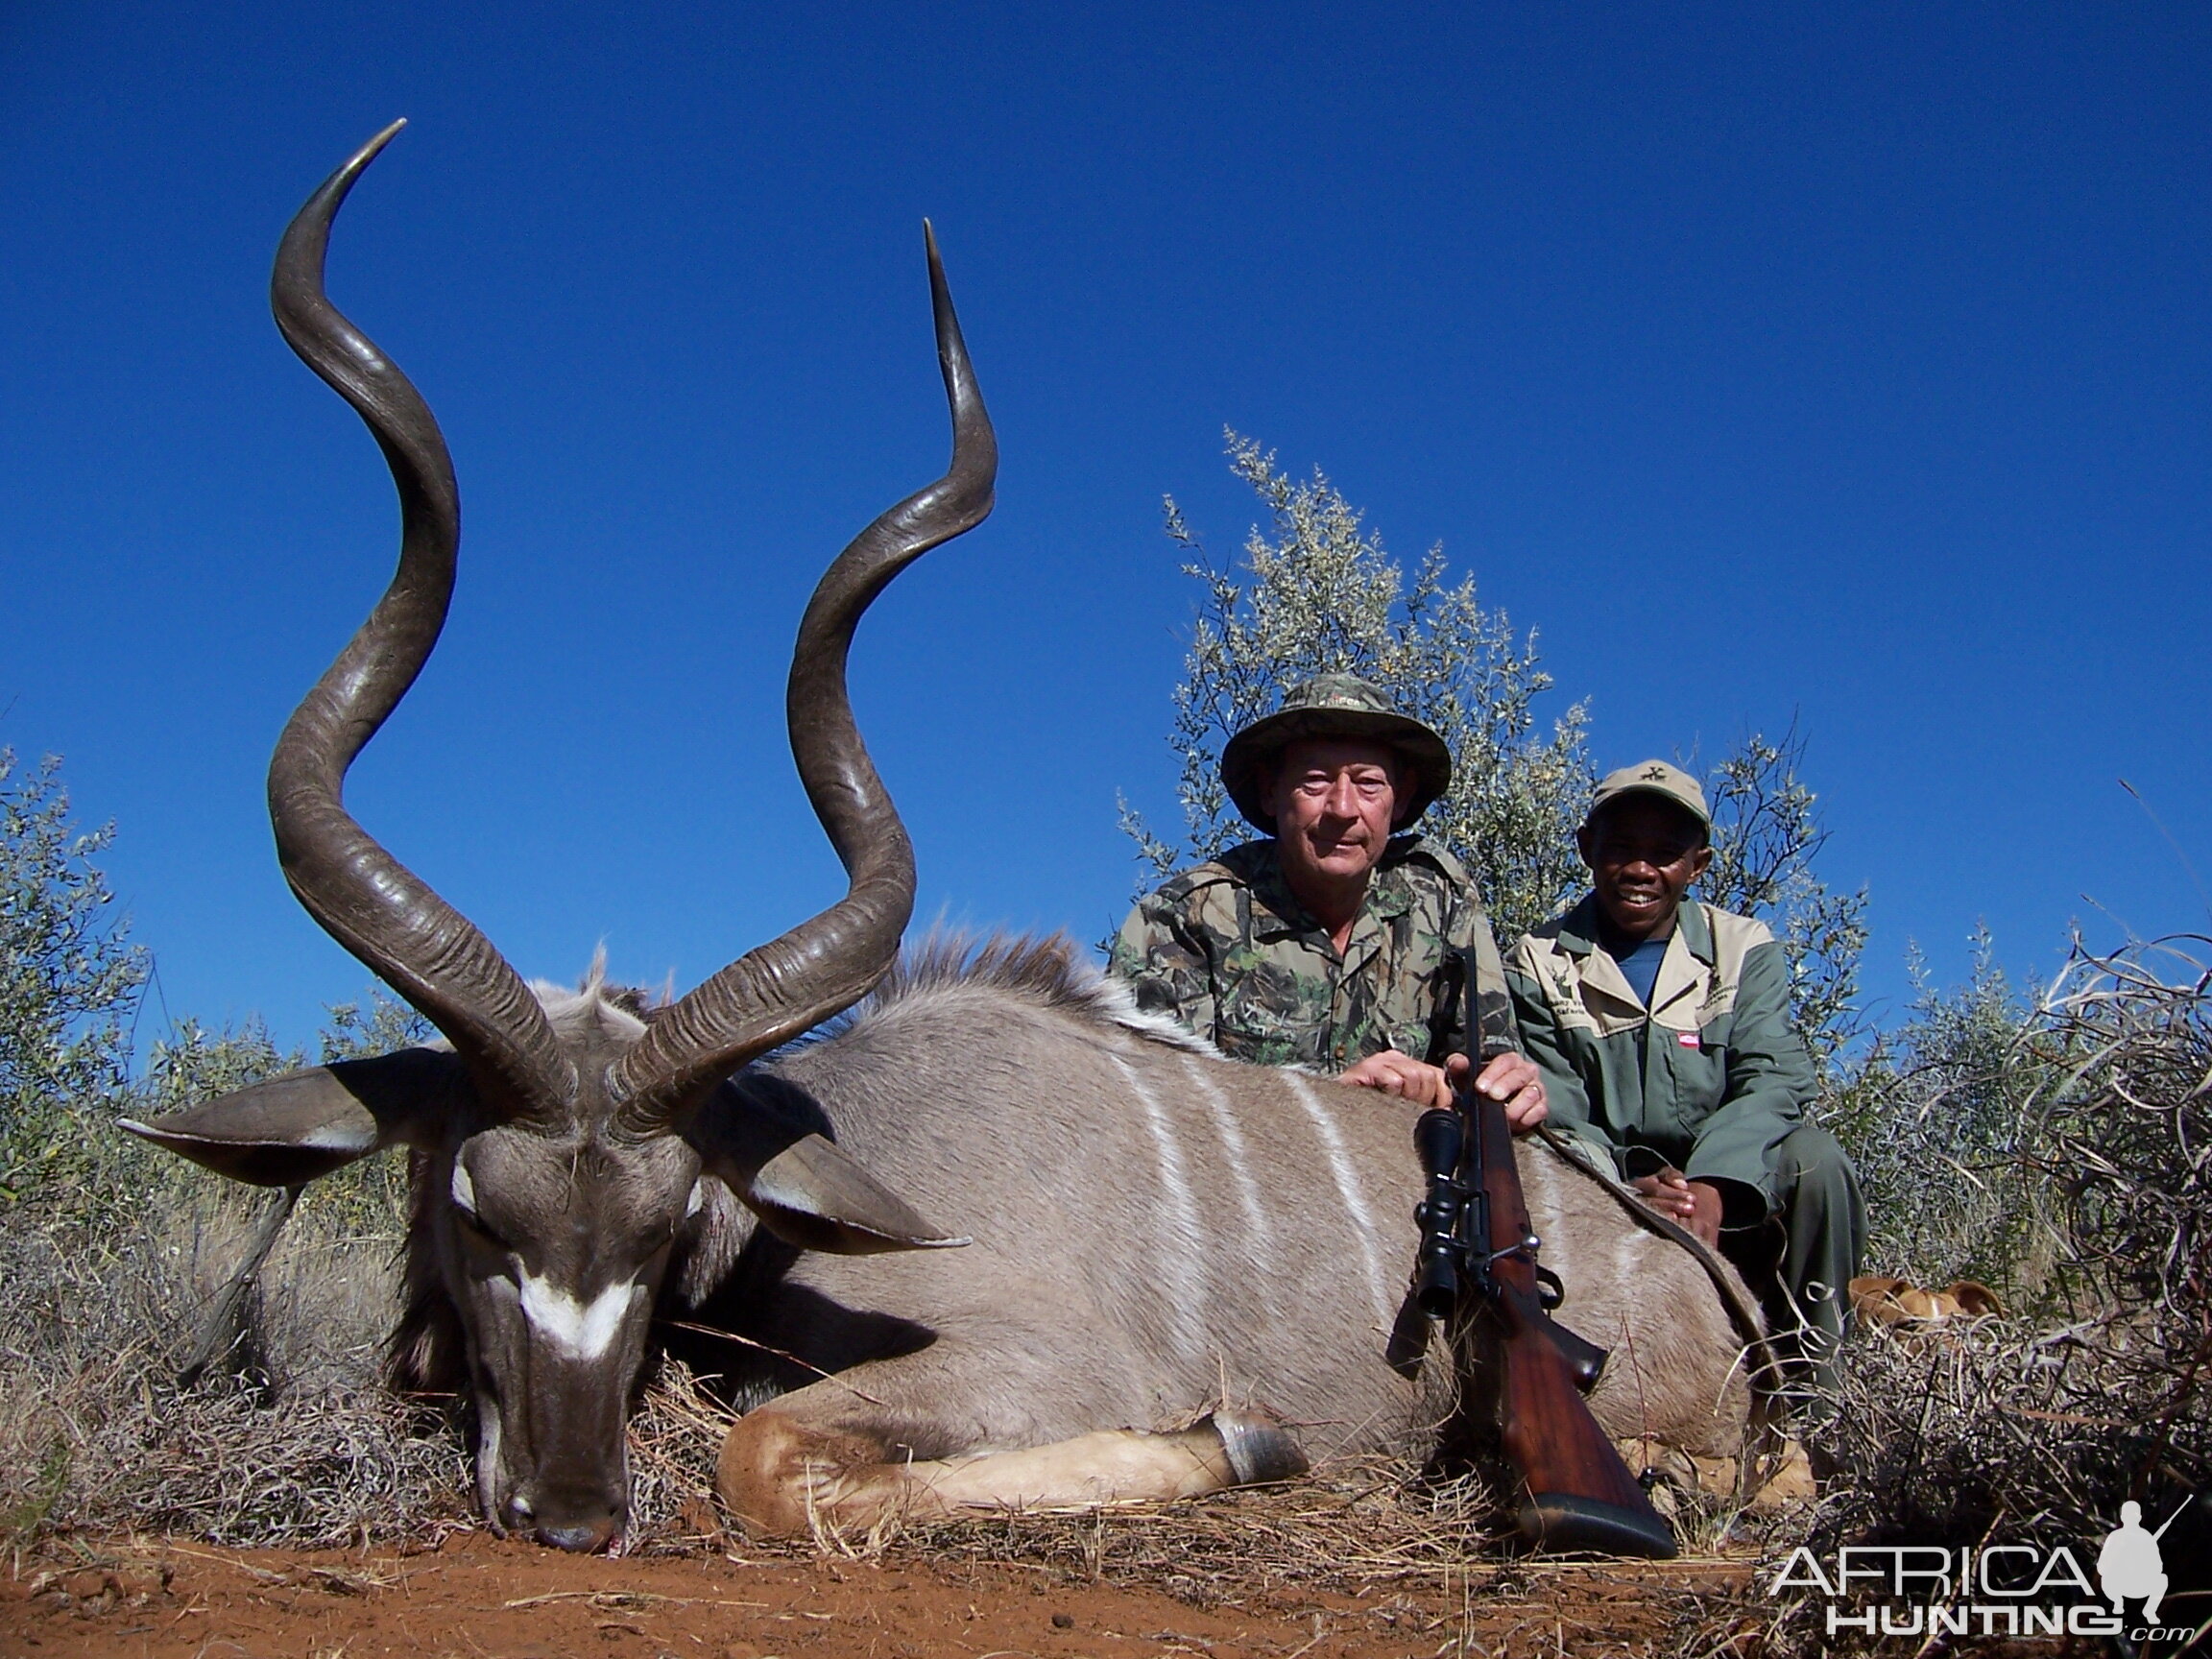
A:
[1769,1504,2201,1643]
[2099,1498,2187,1625]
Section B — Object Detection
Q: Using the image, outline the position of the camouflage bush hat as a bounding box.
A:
[1220,673,1453,835]
[1586,759,1712,832]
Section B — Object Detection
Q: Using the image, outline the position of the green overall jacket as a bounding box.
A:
[1506,896,1815,1226]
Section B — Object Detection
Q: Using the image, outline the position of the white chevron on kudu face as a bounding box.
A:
[517,1271,643,1363]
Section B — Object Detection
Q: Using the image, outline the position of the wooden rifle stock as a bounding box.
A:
[1415,1072,1677,1558]
[1463,1077,1677,1557]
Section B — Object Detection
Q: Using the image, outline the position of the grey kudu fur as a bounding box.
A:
[127,128,1765,1554]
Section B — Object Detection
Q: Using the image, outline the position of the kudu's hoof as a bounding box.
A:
[1208,1409,1310,1486]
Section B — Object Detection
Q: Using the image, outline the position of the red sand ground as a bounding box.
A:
[1,1532,1767,1658]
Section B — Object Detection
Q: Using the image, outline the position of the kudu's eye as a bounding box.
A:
[636,1221,681,1268]
[455,1205,513,1254]
[448,1162,510,1251]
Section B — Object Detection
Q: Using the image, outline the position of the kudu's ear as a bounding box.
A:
[119,1047,469,1187]
[739,1134,970,1256]
[685,1076,964,1253]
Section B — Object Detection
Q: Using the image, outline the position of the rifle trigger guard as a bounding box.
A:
[1535,1264,1566,1311]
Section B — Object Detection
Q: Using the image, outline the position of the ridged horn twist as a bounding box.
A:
[268,120,577,1118]
[611,224,996,1133]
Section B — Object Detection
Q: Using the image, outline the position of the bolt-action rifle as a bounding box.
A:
[1408,952,1677,1558]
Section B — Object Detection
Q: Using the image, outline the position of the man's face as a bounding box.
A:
[1262,736,1407,896]
[1577,796,1712,940]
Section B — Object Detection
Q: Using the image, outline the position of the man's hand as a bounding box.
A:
[1341,1049,1549,1129]
[1446,1050,1550,1132]
[1338,1048,1455,1110]
[1629,1168,1722,1246]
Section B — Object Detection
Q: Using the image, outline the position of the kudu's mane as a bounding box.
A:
[508,933,1206,1061]
[525,948,653,1048]
[830,931,1218,1056]
[471,934,1200,1094]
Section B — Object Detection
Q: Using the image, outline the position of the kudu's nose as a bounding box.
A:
[535,1516,618,1553]
[503,1494,618,1553]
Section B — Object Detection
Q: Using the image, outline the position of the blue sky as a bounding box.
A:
[3,3,2207,1052]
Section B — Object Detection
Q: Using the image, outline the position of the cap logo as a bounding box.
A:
[1641,765,1668,781]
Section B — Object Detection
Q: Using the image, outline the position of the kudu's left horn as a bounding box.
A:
[267,121,577,1115]
[611,222,998,1134]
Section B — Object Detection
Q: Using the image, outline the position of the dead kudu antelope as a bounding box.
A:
[127,127,1768,1554]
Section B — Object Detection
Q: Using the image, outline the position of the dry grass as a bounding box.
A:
[623,1432,1789,1657]
[617,1368,1794,1655]
[722,1460,1767,1590]
[1803,1311,2204,1557]
[0,1178,469,1549]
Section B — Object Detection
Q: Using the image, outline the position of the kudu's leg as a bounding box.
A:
[717,1386,1306,1534]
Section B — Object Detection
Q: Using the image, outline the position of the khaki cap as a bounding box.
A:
[1220,673,1452,835]
[1588,759,1711,830]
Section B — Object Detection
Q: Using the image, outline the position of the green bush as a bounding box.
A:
[1126,434,1868,1055]
[1819,935,2063,1308]
[0,748,150,1215]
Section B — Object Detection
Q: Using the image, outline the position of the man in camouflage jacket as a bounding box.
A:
[1507,760,1866,1391]
[1110,674,1545,1125]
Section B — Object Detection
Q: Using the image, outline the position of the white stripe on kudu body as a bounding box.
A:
[517,1272,642,1363]
[1109,1055,1212,1360]
[1523,1140,1650,1340]
[1177,1055,1275,1264]
[1285,1073,1392,1331]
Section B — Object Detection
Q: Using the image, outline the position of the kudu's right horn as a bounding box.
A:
[612,223,997,1134]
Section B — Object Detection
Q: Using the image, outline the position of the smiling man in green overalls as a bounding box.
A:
[1506,760,1866,1396]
